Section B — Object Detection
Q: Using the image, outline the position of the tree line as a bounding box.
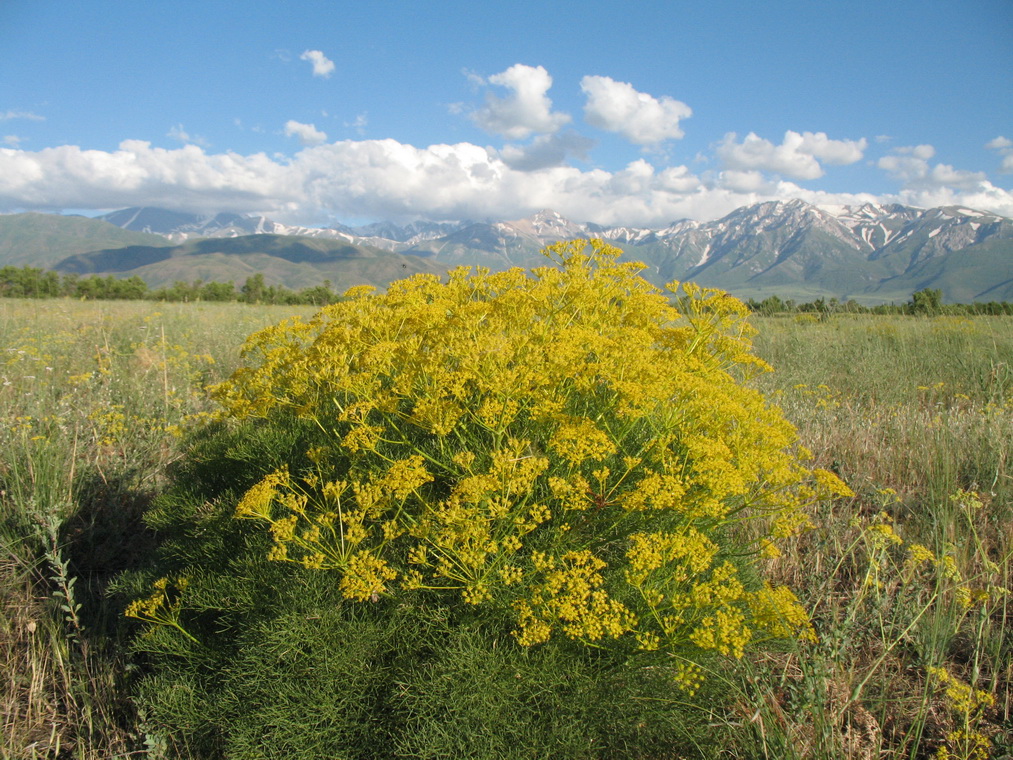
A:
[745,289,1013,316]
[0,267,341,305]
[2,265,1011,314]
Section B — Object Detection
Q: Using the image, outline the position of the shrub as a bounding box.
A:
[124,240,850,757]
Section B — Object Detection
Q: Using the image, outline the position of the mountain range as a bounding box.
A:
[2,200,1010,303]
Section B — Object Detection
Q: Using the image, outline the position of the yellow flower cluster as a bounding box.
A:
[549,417,616,467]
[339,551,398,602]
[377,455,433,501]
[689,607,751,659]
[124,576,196,643]
[235,467,289,519]
[749,582,818,642]
[514,550,635,645]
[209,239,848,670]
[929,666,996,760]
[853,505,992,611]
[866,511,904,549]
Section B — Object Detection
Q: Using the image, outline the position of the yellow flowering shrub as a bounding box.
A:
[206,239,849,682]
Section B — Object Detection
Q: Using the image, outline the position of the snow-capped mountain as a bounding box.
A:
[98,207,260,239]
[351,220,467,246]
[98,207,463,249]
[94,201,1013,302]
[633,200,1012,300]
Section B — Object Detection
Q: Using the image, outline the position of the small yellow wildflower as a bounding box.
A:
[906,543,935,567]
[689,608,751,659]
[378,455,433,500]
[342,423,383,454]
[673,662,705,696]
[339,551,397,602]
[750,582,817,642]
[236,467,289,519]
[549,417,616,466]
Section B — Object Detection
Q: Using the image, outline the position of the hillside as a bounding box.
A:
[0,212,172,268]
[52,234,448,291]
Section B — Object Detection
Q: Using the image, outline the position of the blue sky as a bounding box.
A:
[1,0,1011,226]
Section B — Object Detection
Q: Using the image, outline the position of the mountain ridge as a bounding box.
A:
[3,201,1010,303]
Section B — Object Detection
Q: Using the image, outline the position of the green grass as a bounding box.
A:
[1,300,1010,758]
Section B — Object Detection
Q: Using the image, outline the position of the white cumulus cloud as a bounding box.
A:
[717,130,867,180]
[470,64,570,140]
[497,132,594,172]
[2,138,1011,227]
[878,144,985,190]
[284,120,328,146]
[901,143,936,160]
[892,182,1013,217]
[719,170,770,194]
[797,131,868,165]
[0,141,293,215]
[300,50,335,78]
[986,136,1013,173]
[580,76,691,145]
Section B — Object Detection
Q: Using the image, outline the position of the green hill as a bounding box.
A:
[869,239,1013,303]
[53,234,448,291]
[0,212,172,268]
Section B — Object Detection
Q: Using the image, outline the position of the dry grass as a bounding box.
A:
[738,314,1013,759]
[1,299,313,759]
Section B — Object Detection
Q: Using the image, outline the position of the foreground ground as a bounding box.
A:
[1,298,1010,758]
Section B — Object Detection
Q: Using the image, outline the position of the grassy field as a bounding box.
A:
[1,299,1010,758]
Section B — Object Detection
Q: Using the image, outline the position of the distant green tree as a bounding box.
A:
[199,281,237,301]
[117,276,149,300]
[151,280,201,302]
[908,288,943,315]
[241,274,267,303]
[297,282,338,305]
[0,266,61,297]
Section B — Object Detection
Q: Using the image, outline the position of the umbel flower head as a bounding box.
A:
[209,239,849,685]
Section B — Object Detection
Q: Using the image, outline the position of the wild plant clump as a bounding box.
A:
[163,240,848,676]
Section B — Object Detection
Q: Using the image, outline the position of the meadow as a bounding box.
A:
[0,295,1010,758]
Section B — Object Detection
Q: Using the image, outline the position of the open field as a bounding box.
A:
[1,298,1010,758]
